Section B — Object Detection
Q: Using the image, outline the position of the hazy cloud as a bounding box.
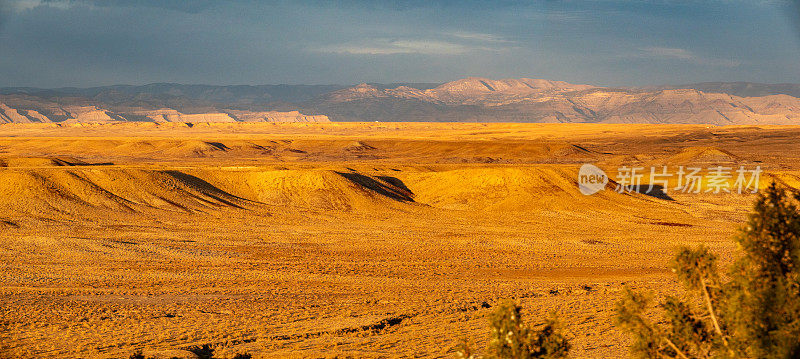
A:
[7,0,71,11]
[317,33,512,55]
[640,47,741,67]
[317,39,475,55]
[0,0,795,87]
[447,32,511,43]
[8,0,218,13]
[642,47,695,60]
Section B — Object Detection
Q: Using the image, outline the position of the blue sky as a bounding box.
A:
[0,0,798,87]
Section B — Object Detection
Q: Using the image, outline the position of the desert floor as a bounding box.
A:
[1,122,799,358]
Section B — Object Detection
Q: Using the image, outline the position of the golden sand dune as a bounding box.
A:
[0,156,82,167]
[0,168,256,216]
[666,146,740,164]
[0,165,664,216]
[200,169,415,211]
[402,167,656,211]
[1,122,800,358]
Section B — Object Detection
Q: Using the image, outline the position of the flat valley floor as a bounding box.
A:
[1,122,800,358]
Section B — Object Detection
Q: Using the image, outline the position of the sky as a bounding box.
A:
[0,0,798,88]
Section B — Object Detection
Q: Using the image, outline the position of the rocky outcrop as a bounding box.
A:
[136,109,237,123]
[0,103,36,123]
[424,77,595,104]
[0,100,329,124]
[61,106,117,123]
[23,109,52,123]
[227,110,330,122]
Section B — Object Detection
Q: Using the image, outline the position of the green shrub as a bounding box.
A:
[457,300,570,359]
[616,183,800,358]
[128,346,252,359]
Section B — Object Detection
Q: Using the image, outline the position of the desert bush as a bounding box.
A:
[128,346,252,359]
[188,344,215,359]
[456,300,570,359]
[616,183,800,358]
[128,350,188,359]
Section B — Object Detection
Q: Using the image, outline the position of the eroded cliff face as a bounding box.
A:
[0,97,330,124]
[226,110,330,123]
[0,103,34,123]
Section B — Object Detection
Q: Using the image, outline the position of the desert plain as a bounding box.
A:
[1,122,800,358]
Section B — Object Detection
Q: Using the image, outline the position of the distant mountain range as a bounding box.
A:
[2,78,800,124]
[656,82,800,98]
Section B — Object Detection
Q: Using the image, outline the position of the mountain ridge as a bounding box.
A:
[3,78,800,125]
